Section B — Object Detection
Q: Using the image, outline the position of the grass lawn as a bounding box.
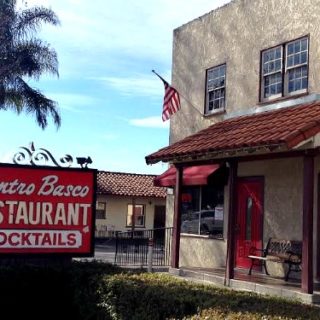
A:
[0,260,318,320]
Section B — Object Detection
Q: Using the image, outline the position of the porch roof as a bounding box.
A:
[145,101,320,164]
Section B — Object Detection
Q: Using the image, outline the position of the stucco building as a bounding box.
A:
[95,171,166,237]
[146,0,320,299]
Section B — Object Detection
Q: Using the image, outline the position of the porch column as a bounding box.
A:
[302,155,314,294]
[171,165,183,269]
[317,174,320,281]
[226,159,238,282]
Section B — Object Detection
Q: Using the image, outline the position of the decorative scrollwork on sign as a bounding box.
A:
[31,148,73,168]
[13,145,74,168]
[13,147,32,165]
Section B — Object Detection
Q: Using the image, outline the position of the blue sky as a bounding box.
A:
[0,0,230,174]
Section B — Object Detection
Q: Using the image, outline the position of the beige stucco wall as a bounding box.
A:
[170,0,320,143]
[95,195,166,234]
[176,157,320,273]
[238,158,303,243]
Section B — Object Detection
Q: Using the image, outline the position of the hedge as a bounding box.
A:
[0,261,318,320]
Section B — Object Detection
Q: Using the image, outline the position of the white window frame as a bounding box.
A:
[261,36,308,102]
[126,204,145,228]
[205,64,226,114]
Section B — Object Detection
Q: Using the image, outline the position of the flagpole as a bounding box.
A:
[152,70,204,117]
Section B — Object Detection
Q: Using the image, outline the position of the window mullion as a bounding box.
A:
[281,43,285,97]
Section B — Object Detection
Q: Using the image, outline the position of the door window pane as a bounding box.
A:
[245,197,253,240]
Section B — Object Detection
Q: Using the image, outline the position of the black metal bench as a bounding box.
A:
[248,238,302,281]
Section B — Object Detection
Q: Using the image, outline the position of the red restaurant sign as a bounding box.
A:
[0,165,96,256]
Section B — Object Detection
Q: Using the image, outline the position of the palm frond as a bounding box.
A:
[7,77,61,129]
[14,6,60,39]
[10,39,59,79]
[1,89,23,113]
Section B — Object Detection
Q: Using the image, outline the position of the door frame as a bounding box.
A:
[235,176,265,268]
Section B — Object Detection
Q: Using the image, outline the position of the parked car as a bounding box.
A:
[181,209,223,236]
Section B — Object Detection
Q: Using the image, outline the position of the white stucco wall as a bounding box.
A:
[95,195,166,234]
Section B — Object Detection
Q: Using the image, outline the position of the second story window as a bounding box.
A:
[261,36,308,102]
[205,64,226,114]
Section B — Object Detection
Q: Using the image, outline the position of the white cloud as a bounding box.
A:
[129,116,169,129]
[46,93,100,112]
[93,70,171,97]
[26,0,231,77]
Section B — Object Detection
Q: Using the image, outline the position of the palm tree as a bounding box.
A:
[0,0,61,129]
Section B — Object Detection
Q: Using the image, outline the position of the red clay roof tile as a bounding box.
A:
[97,171,166,198]
[146,102,320,164]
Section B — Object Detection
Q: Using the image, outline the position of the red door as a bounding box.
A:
[235,178,263,269]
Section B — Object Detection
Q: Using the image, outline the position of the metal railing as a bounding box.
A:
[114,227,173,267]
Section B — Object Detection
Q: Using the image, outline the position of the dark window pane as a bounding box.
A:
[287,56,294,67]
[302,77,308,89]
[213,100,220,109]
[301,51,307,64]
[275,47,282,59]
[275,60,281,71]
[288,43,294,55]
[276,83,282,93]
[219,66,226,76]
[289,80,294,93]
[289,69,294,80]
[269,61,274,72]
[302,65,308,77]
[301,38,308,51]
[212,69,219,78]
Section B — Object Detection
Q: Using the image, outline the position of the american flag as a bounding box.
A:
[152,70,181,121]
[162,80,181,121]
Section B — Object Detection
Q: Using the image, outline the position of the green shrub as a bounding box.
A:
[0,261,319,320]
[98,273,320,320]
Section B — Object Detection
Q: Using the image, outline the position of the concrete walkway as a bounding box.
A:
[169,266,320,305]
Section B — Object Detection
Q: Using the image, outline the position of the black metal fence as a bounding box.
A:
[114,227,173,267]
